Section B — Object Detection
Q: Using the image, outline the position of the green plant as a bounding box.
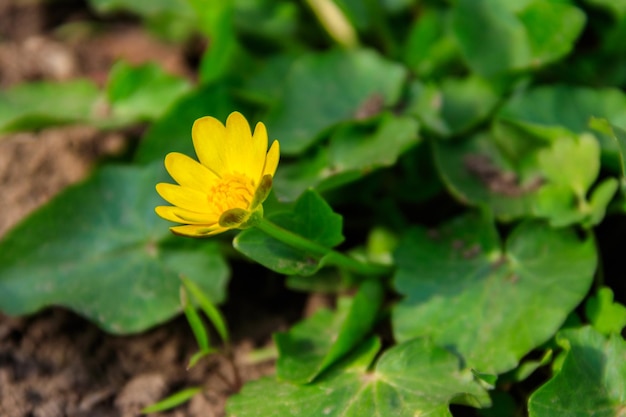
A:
[1,0,626,415]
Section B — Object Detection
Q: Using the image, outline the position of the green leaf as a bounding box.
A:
[87,0,197,41]
[187,349,215,369]
[181,276,229,343]
[142,386,202,414]
[433,132,541,221]
[274,114,419,201]
[587,177,619,226]
[533,184,587,228]
[452,0,529,76]
[189,0,241,84]
[264,48,407,155]
[134,83,234,164]
[88,0,193,17]
[392,213,597,374]
[528,327,626,417]
[537,134,600,197]
[532,134,618,227]
[234,189,344,276]
[585,287,626,335]
[517,1,586,69]
[516,350,553,383]
[328,114,420,172]
[452,0,584,75]
[405,76,500,137]
[227,337,490,417]
[0,162,229,334]
[590,117,626,178]
[181,287,210,351]
[403,7,459,78]
[496,85,626,159]
[106,61,191,124]
[0,80,101,133]
[275,280,384,384]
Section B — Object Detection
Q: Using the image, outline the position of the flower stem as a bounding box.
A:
[255,218,392,276]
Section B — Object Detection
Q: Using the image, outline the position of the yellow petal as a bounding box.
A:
[262,140,280,177]
[249,121,269,181]
[225,112,265,179]
[164,152,218,192]
[192,112,267,181]
[155,206,219,225]
[156,183,214,214]
[192,115,229,177]
[170,224,228,237]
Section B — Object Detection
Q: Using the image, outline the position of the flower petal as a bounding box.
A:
[155,206,219,225]
[249,121,269,181]
[156,183,214,214]
[192,115,229,177]
[225,112,265,180]
[192,112,271,183]
[262,140,280,177]
[164,152,218,192]
[170,224,228,237]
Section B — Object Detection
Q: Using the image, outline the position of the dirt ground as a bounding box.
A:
[0,1,304,416]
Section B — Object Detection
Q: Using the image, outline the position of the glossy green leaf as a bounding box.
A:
[585,287,626,335]
[452,0,529,75]
[497,85,626,152]
[227,337,490,417]
[587,177,619,226]
[328,114,419,172]
[275,280,383,384]
[274,114,418,201]
[106,61,191,123]
[392,213,597,374]
[528,327,626,417]
[0,162,229,334]
[533,184,587,228]
[509,350,553,383]
[537,134,599,196]
[234,189,343,276]
[142,386,202,414]
[533,134,618,228]
[406,76,500,137]
[517,2,586,69]
[452,0,584,75]
[403,7,459,78]
[264,48,407,155]
[433,132,541,221]
[590,117,626,177]
[0,80,101,133]
[134,83,234,164]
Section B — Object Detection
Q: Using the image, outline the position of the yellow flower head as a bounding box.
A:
[155,111,280,237]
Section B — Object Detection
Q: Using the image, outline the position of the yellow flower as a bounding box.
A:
[155,111,280,237]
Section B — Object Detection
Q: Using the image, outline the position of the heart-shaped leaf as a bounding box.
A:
[392,213,597,374]
[0,162,229,334]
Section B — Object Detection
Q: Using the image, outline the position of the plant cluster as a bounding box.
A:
[1,0,626,416]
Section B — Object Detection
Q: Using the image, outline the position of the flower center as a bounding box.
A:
[208,173,255,213]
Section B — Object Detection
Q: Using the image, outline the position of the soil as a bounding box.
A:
[0,1,305,416]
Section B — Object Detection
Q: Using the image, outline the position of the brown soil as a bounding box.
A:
[0,1,299,416]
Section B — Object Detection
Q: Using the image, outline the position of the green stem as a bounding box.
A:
[255,218,392,276]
